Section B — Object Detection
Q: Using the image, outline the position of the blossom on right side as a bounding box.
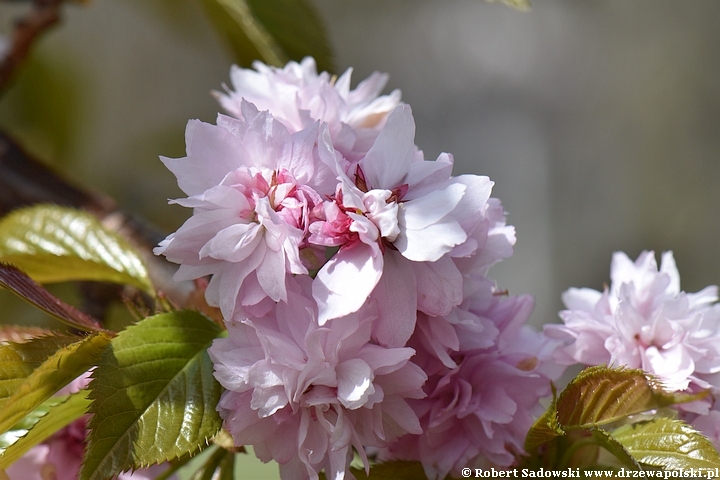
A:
[380,277,562,479]
[545,251,720,393]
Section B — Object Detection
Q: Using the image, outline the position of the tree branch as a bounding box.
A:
[0,0,64,94]
[0,131,194,310]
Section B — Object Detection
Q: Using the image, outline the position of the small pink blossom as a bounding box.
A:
[309,105,494,346]
[209,277,426,480]
[216,57,401,162]
[382,280,560,478]
[155,105,336,319]
[545,251,720,393]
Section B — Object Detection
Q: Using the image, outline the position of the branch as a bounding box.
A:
[0,131,194,309]
[0,0,64,94]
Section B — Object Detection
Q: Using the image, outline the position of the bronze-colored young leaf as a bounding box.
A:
[0,391,90,469]
[0,264,104,332]
[200,0,334,72]
[0,332,110,435]
[0,205,154,294]
[612,418,720,471]
[80,311,224,480]
[556,366,695,430]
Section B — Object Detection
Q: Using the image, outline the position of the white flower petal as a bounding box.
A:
[336,358,375,409]
[313,243,383,325]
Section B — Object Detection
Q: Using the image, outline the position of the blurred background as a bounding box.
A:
[1,0,719,335]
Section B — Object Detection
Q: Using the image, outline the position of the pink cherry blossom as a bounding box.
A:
[545,251,720,393]
[155,105,336,319]
[309,105,494,346]
[381,279,561,479]
[208,277,426,480]
[216,57,402,162]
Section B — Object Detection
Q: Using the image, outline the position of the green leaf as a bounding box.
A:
[0,205,154,294]
[613,417,720,470]
[589,428,642,471]
[201,0,334,72]
[525,384,564,450]
[0,332,111,435]
[0,264,104,332]
[0,334,77,406]
[0,391,91,469]
[486,0,532,11]
[556,366,694,430]
[189,446,235,480]
[81,311,224,480]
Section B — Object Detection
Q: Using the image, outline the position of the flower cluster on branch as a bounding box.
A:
[155,58,561,479]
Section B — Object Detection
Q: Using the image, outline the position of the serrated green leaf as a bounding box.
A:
[525,384,564,450]
[201,0,334,72]
[81,311,224,480]
[0,264,104,332]
[0,391,90,469]
[0,332,110,435]
[589,428,642,471]
[612,418,720,470]
[556,366,694,430]
[0,205,154,294]
[0,334,82,407]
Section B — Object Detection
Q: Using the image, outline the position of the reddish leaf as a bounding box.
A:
[0,263,105,332]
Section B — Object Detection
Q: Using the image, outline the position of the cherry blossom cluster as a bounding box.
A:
[156,58,560,480]
[545,251,720,445]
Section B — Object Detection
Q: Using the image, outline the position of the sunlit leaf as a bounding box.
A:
[0,335,104,419]
[80,311,224,480]
[612,418,720,470]
[0,332,110,435]
[0,205,154,294]
[0,264,104,332]
[0,391,90,469]
[0,334,81,407]
[486,0,531,11]
[556,366,697,430]
[201,0,334,72]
